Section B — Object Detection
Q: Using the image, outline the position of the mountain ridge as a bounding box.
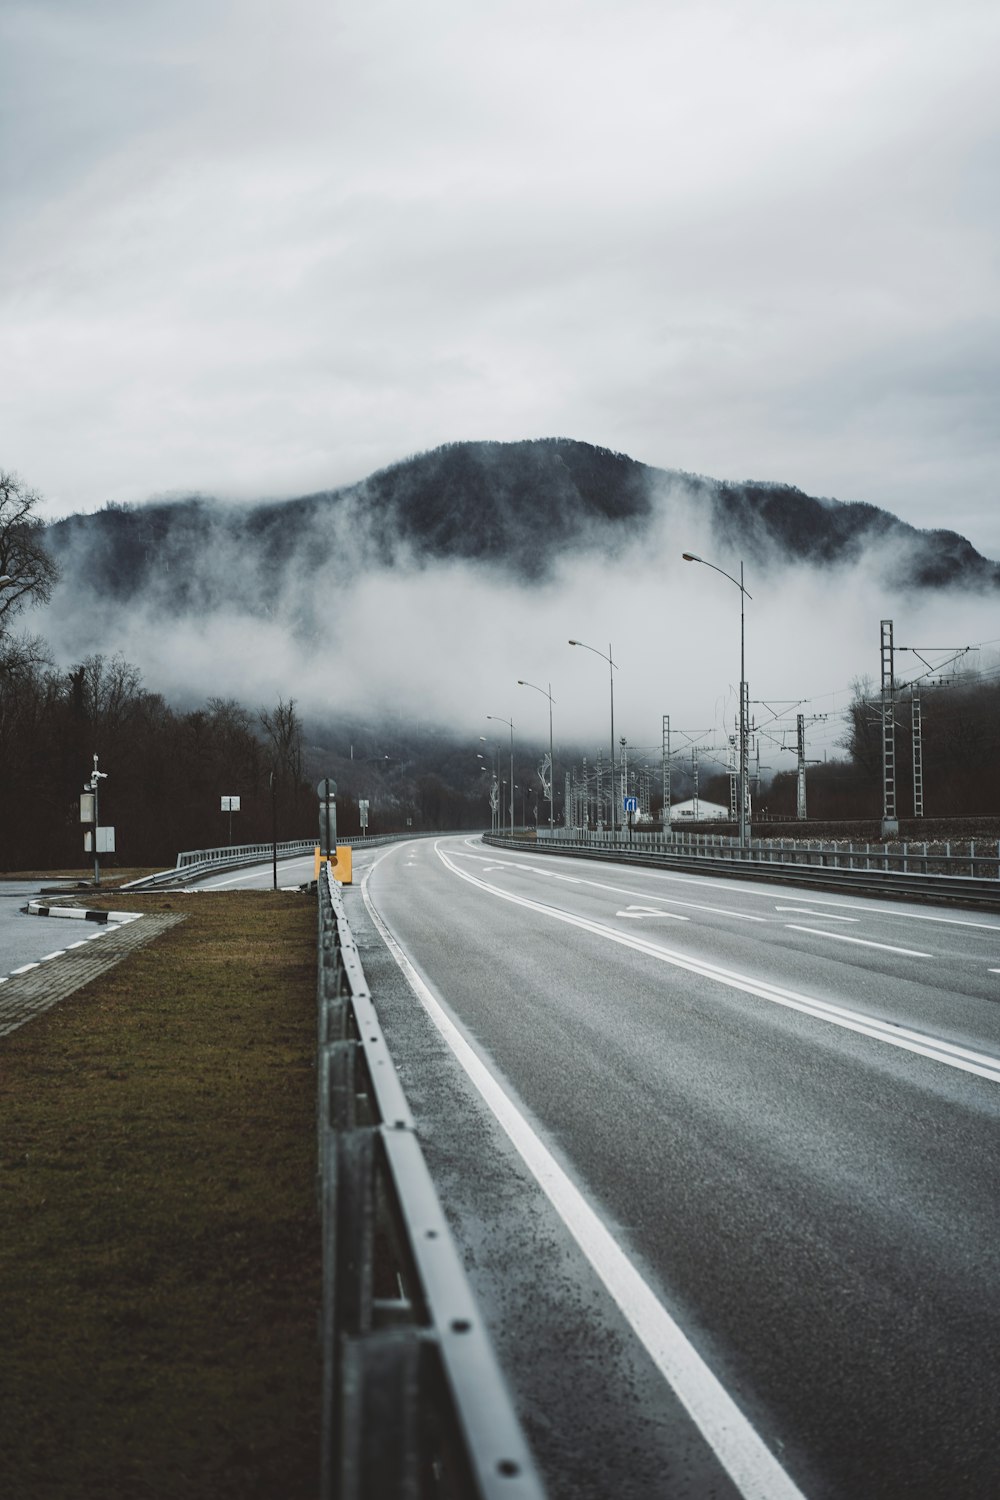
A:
[45,437,1000,606]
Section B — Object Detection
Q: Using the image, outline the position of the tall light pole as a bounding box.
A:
[568,639,617,833]
[479,735,500,833]
[517,679,555,836]
[682,552,752,848]
[486,715,514,835]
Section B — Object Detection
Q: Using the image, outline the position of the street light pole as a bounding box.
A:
[682,552,752,848]
[517,679,556,836]
[568,640,617,833]
[480,736,500,832]
[486,715,514,835]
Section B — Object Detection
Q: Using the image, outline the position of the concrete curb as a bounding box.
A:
[24,901,142,925]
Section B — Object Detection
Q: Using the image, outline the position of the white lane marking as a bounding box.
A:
[40,950,67,962]
[11,962,40,975]
[989,969,1000,974]
[479,846,1000,933]
[784,926,932,959]
[775,907,859,923]
[456,849,768,922]
[361,861,808,1500]
[437,844,1000,1085]
[617,907,688,922]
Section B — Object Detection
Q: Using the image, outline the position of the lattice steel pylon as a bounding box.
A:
[911,688,924,819]
[881,619,898,835]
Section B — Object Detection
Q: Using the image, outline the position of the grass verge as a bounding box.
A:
[0,890,321,1500]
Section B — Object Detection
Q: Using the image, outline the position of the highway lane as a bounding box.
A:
[0,881,119,980]
[361,835,1000,1500]
[184,853,318,890]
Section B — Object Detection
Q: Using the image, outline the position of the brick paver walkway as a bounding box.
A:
[0,912,185,1037]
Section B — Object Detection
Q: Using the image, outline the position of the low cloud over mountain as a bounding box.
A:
[41,439,1000,744]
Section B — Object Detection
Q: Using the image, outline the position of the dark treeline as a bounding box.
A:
[1,469,492,871]
[0,653,494,872]
[748,671,1000,823]
[0,647,314,870]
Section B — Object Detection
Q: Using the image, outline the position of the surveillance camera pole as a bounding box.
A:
[87,754,109,885]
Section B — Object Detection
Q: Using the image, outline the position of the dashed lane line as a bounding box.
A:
[362,852,809,1500]
[435,842,1000,1087]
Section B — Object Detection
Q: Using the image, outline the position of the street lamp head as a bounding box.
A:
[681,553,699,563]
[568,639,577,646]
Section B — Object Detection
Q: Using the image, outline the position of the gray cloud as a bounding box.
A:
[2,0,999,558]
[37,474,999,775]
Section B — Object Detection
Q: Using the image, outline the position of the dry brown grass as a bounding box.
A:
[0,890,321,1499]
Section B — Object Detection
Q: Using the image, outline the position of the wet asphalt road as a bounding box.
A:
[352,835,1000,1500]
[175,837,1000,1497]
[0,880,101,978]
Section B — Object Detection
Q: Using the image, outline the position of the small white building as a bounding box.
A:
[667,798,730,821]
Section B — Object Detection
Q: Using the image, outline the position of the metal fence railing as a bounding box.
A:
[529,827,1000,879]
[122,830,465,890]
[484,832,1000,910]
[317,864,545,1500]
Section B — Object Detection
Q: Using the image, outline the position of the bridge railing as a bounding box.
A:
[123,830,459,889]
[485,831,1000,909]
[317,864,545,1500]
[528,827,1000,879]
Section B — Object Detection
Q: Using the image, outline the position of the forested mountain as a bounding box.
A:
[45,438,1000,604]
[4,441,1000,869]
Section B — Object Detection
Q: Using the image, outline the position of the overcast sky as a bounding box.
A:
[3,0,999,552]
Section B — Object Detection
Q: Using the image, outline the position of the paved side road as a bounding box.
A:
[0,911,185,1038]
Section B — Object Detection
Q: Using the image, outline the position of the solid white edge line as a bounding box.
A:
[437,844,1000,1085]
[455,849,770,922]
[361,848,809,1500]
[525,852,1000,933]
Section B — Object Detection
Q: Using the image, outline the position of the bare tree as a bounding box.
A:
[258,697,304,783]
[0,471,60,630]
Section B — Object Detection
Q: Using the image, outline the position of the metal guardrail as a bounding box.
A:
[317,864,545,1500]
[485,833,1000,911]
[534,827,1000,879]
[123,830,465,890]
[120,840,317,889]
[174,838,315,870]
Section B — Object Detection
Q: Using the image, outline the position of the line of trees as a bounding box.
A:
[1,471,322,870]
[0,646,318,870]
[750,670,1000,822]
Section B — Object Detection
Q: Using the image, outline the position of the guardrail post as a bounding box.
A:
[339,1328,424,1500]
[320,1124,377,1497]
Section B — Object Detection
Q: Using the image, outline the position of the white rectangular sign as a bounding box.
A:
[84,827,116,853]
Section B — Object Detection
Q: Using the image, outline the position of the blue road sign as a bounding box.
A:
[623,795,638,813]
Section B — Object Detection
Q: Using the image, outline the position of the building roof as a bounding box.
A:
[668,798,730,820]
